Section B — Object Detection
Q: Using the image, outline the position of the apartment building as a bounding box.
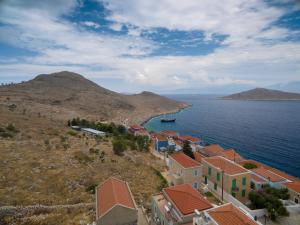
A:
[152,184,213,225]
[202,156,251,203]
[169,152,202,189]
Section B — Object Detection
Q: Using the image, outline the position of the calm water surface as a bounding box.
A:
[144,95,300,178]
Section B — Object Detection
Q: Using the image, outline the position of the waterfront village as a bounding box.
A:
[70,122,300,225]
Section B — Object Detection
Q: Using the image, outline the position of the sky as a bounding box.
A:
[0,0,300,94]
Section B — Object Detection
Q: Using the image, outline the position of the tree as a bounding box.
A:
[182,141,194,159]
[112,138,127,156]
[243,163,258,169]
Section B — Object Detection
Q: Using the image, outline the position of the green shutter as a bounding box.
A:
[242,177,246,186]
[217,172,220,181]
[208,167,211,176]
[232,192,236,197]
[242,190,246,197]
[214,183,217,190]
[232,179,236,189]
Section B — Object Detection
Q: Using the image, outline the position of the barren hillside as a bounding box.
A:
[222,88,300,100]
[0,71,187,124]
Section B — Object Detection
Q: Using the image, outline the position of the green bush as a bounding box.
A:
[67,131,77,136]
[249,189,289,221]
[85,184,97,194]
[205,192,213,197]
[6,124,18,133]
[243,163,258,169]
[183,141,194,159]
[112,138,127,156]
[152,167,168,191]
[0,132,13,138]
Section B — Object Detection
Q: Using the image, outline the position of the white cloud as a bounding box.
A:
[0,0,300,92]
[109,23,123,31]
[81,21,100,28]
[102,0,287,46]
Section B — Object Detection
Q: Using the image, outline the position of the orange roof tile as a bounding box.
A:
[207,203,258,225]
[239,160,299,182]
[163,184,212,215]
[152,133,168,141]
[251,168,286,183]
[222,149,243,162]
[96,177,136,218]
[161,130,178,137]
[178,136,201,143]
[284,181,300,193]
[170,152,200,168]
[251,174,267,183]
[194,152,205,162]
[203,144,225,156]
[203,156,249,175]
[130,124,144,130]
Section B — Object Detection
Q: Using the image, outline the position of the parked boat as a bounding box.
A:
[160,118,176,123]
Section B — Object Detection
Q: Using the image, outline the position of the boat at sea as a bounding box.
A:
[160,118,176,123]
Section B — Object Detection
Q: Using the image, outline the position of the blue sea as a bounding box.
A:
[144,95,300,178]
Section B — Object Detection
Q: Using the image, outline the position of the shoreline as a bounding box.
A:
[140,104,191,127]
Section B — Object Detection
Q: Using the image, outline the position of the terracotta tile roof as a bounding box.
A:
[178,136,201,143]
[251,174,267,183]
[267,167,299,182]
[284,181,300,193]
[134,129,149,136]
[207,203,258,225]
[203,156,249,175]
[203,144,225,156]
[154,133,168,141]
[163,184,212,215]
[175,140,183,146]
[222,149,243,162]
[161,130,178,137]
[130,124,144,130]
[194,152,205,162]
[170,152,200,168]
[251,168,286,183]
[239,160,299,182]
[96,177,136,218]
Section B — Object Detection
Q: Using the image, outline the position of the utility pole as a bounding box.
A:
[222,170,224,202]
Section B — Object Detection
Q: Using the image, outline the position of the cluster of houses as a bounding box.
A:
[91,126,300,225]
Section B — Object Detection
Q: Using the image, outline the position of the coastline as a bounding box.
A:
[140,104,191,127]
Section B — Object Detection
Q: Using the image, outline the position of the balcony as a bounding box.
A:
[171,173,183,185]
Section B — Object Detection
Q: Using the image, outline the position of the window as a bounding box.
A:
[214,183,217,191]
[204,176,208,184]
[242,177,246,186]
[217,172,220,181]
[242,189,246,197]
[193,169,198,176]
[208,167,212,176]
[232,179,237,189]
[193,182,198,189]
[232,192,236,198]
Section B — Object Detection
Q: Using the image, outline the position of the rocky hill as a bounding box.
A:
[222,88,300,100]
[0,71,187,124]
